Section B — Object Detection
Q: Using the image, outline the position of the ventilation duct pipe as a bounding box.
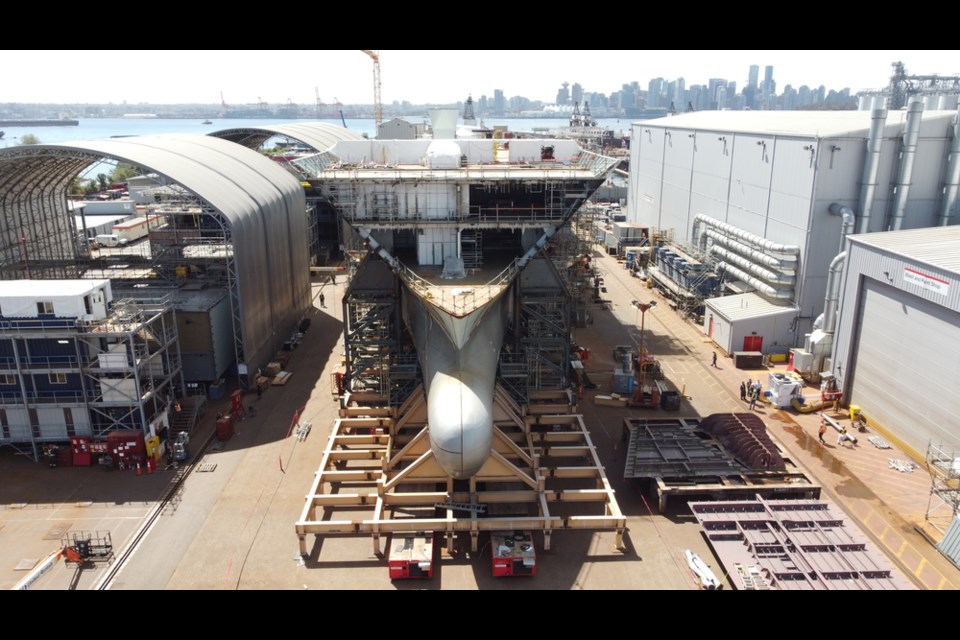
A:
[828,203,856,252]
[822,251,846,334]
[938,108,960,226]
[693,214,800,255]
[716,262,794,300]
[709,245,796,284]
[888,100,924,231]
[704,230,798,269]
[856,108,888,234]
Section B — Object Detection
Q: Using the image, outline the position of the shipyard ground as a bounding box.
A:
[3,251,959,590]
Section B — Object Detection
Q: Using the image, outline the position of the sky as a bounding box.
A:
[3,50,958,106]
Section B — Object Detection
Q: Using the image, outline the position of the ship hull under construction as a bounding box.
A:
[309,137,617,478]
[403,288,507,478]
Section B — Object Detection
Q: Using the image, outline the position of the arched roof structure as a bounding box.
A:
[0,134,310,377]
[209,121,363,151]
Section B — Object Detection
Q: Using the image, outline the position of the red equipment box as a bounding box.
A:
[491,531,536,577]
[388,533,434,579]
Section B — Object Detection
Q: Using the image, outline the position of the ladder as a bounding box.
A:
[461,230,482,271]
[434,501,487,514]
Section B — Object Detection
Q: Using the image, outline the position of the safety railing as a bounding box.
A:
[395,258,519,317]
[338,205,569,225]
[0,389,97,405]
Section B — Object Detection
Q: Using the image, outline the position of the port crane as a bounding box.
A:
[360,50,382,130]
[334,97,346,128]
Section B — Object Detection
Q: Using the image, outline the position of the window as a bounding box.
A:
[49,373,67,385]
[0,374,15,385]
[37,301,54,315]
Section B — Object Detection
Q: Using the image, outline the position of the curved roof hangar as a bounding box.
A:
[208,121,364,151]
[0,134,310,374]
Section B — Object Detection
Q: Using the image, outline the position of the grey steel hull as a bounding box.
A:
[403,288,508,479]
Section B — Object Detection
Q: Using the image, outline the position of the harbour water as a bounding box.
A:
[0,117,635,147]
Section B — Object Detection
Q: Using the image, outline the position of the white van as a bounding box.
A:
[95,234,128,248]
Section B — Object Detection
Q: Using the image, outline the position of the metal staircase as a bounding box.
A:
[461,230,483,271]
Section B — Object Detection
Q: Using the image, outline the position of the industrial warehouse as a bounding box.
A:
[1,100,960,589]
[627,104,960,451]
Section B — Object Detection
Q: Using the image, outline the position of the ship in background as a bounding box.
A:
[298,110,617,478]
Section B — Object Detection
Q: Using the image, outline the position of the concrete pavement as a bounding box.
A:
[4,255,959,589]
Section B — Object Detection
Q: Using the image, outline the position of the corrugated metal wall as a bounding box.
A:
[627,111,959,340]
[938,516,960,568]
[835,243,960,457]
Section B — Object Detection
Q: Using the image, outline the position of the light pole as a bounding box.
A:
[633,300,657,384]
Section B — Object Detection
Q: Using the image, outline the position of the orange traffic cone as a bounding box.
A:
[136,462,142,476]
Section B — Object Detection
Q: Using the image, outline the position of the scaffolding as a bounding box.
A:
[342,257,420,407]
[137,188,246,382]
[519,292,571,391]
[925,442,960,533]
[0,295,185,459]
[858,62,960,110]
[548,203,598,313]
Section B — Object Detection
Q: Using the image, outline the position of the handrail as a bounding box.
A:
[395,257,518,317]
[336,205,569,225]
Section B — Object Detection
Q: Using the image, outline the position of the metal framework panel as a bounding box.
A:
[623,416,820,511]
[691,496,915,590]
[296,384,625,558]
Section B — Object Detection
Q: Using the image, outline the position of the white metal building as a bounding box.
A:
[0,279,183,457]
[378,118,424,140]
[628,107,960,345]
[703,292,796,356]
[832,227,960,458]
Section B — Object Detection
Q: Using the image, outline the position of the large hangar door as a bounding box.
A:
[849,280,960,456]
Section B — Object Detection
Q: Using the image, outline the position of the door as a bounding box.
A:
[848,280,960,457]
[743,335,763,351]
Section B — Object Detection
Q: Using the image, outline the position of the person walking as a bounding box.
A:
[711,351,718,368]
[818,419,827,444]
[256,384,262,401]
[319,292,326,308]
[740,381,747,402]
[837,426,848,447]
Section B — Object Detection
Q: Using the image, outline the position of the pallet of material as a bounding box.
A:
[274,352,291,369]
[594,394,627,407]
[256,375,272,389]
[273,371,293,386]
[265,362,282,377]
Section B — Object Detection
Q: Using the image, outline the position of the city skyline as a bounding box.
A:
[3,50,956,107]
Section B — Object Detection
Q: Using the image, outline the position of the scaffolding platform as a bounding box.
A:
[623,417,820,512]
[925,442,960,533]
[295,384,625,558]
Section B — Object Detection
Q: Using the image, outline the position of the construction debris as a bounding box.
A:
[295,422,312,442]
[888,459,917,473]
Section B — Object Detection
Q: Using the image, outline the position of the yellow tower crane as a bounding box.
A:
[360,50,382,131]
